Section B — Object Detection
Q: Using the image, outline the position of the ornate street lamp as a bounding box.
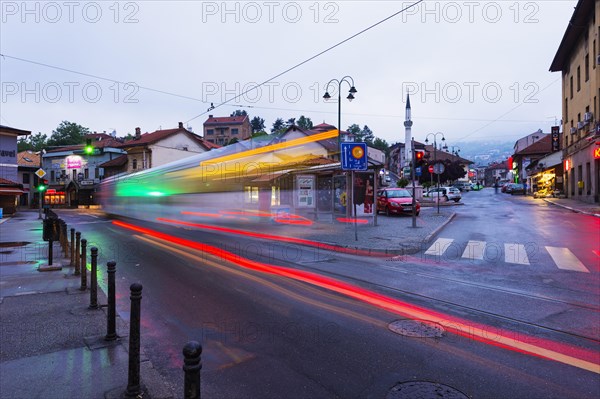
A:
[323,76,357,158]
[425,132,446,214]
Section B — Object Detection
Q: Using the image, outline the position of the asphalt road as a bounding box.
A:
[55,194,600,398]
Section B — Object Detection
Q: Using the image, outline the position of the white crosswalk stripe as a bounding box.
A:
[545,246,590,273]
[424,238,454,256]
[504,243,530,265]
[423,238,589,272]
[461,240,486,260]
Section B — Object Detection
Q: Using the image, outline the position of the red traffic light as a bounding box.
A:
[415,151,424,161]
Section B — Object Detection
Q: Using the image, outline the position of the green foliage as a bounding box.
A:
[372,137,389,152]
[297,115,313,130]
[271,118,285,133]
[18,132,48,152]
[250,116,265,133]
[251,131,268,138]
[418,160,467,185]
[47,121,90,147]
[396,178,409,188]
[230,110,248,117]
[347,124,361,135]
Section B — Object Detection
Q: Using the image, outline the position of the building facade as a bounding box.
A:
[0,125,30,214]
[550,0,600,204]
[203,115,252,145]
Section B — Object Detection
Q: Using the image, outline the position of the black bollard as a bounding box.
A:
[89,247,98,309]
[183,341,203,399]
[124,283,143,399]
[60,221,67,256]
[48,239,54,266]
[105,261,118,341]
[80,239,87,290]
[70,228,75,266]
[74,232,81,275]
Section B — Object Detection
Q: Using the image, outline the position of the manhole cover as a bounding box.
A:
[388,319,444,338]
[387,381,469,399]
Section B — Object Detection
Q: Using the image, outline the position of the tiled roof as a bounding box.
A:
[204,115,249,126]
[0,125,31,136]
[17,151,41,167]
[424,145,473,164]
[0,177,20,186]
[515,134,552,156]
[98,154,128,168]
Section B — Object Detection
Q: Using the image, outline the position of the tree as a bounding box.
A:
[285,118,296,127]
[347,124,361,135]
[361,125,374,144]
[371,137,389,153]
[297,115,313,130]
[230,110,248,117]
[250,116,265,133]
[46,121,90,147]
[271,118,285,133]
[18,132,48,152]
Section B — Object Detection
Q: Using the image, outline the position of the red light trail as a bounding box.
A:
[113,220,600,374]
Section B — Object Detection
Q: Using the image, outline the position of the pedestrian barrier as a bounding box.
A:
[80,239,87,290]
[124,283,143,399]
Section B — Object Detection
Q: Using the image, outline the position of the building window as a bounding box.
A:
[84,168,89,179]
[576,66,581,92]
[73,169,77,180]
[585,54,589,82]
[594,40,597,70]
[244,186,259,204]
[570,75,573,99]
[206,129,214,135]
[132,159,137,170]
[232,128,239,135]
[565,98,568,122]
[586,162,591,195]
[23,173,30,184]
[51,170,55,182]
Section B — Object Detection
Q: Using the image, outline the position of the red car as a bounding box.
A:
[376,188,420,216]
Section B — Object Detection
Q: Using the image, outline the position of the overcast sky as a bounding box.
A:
[1,0,576,146]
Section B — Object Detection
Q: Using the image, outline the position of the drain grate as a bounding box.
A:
[388,319,444,338]
[387,381,469,399]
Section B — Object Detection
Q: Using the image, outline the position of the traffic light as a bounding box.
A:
[84,138,94,155]
[415,150,425,165]
[38,179,48,192]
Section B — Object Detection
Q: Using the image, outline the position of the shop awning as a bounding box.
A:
[0,187,25,195]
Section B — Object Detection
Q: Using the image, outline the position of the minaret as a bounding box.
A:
[403,94,413,168]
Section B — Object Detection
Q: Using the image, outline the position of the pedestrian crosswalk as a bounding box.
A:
[423,238,591,273]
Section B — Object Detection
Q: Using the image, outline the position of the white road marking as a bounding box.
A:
[545,246,589,273]
[504,243,530,265]
[424,238,454,256]
[462,240,486,260]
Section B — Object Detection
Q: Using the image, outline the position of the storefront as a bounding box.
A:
[44,189,66,206]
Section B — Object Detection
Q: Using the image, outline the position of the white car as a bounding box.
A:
[424,187,462,202]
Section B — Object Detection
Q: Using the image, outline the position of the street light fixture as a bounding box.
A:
[324,76,357,223]
[323,76,357,157]
[447,145,460,156]
[425,132,446,214]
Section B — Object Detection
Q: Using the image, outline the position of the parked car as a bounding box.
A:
[505,183,525,195]
[376,188,420,216]
[453,181,471,192]
[424,187,462,202]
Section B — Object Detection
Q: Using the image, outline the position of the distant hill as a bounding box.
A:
[453,141,513,166]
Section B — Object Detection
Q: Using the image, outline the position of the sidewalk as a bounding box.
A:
[542,197,600,217]
[0,210,173,399]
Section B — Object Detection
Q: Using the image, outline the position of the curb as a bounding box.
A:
[424,212,457,243]
[542,199,600,218]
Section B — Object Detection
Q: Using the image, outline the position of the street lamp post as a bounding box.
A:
[323,77,357,220]
[425,132,446,214]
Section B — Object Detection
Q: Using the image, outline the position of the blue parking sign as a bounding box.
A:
[341,143,368,171]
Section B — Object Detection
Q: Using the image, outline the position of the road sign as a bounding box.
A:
[428,165,434,173]
[433,163,445,175]
[35,168,46,178]
[341,142,368,171]
[415,167,422,177]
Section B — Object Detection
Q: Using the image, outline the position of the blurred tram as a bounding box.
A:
[98,129,339,225]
